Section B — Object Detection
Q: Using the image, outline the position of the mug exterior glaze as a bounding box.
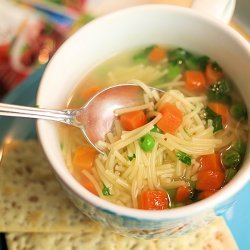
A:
[37,5,250,238]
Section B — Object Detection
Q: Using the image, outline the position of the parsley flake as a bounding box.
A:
[176,151,192,166]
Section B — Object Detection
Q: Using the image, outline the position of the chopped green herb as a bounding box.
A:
[211,62,222,72]
[218,79,231,93]
[128,154,136,161]
[102,185,111,196]
[204,106,223,132]
[207,79,232,105]
[176,151,192,165]
[197,56,210,70]
[167,48,210,71]
[185,56,199,70]
[211,115,223,132]
[35,104,40,108]
[204,106,218,119]
[168,48,191,65]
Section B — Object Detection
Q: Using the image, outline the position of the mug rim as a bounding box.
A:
[37,4,250,221]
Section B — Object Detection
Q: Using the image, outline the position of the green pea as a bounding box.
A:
[222,149,241,169]
[225,168,238,183]
[230,103,247,120]
[233,139,247,156]
[150,125,163,134]
[166,64,181,80]
[139,134,155,152]
[154,64,181,84]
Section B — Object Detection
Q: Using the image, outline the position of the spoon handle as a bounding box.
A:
[0,103,75,125]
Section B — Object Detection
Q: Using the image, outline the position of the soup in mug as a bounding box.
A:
[59,45,248,210]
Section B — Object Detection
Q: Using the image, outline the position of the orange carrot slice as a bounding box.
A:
[184,70,207,92]
[148,47,166,62]
[175,186,191,203]
[119,110,147,131]
[198,190,217,200]
[157,103,183,134]
[205,63,224,85]
[72,146,97,171]
[196,170,225,191]
[139,190,169,210]
[200,154,224,172]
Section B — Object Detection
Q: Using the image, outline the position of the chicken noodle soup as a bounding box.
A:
[60,46,248,210]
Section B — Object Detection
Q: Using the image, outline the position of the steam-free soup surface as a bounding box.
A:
[59,45,248,210]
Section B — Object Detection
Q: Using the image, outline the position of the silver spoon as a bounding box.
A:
[0,83,162,153]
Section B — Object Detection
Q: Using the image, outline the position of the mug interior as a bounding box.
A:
[37,4,250,220]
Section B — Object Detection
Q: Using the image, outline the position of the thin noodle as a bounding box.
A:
[82,170,102,196]
[114,102,154,115]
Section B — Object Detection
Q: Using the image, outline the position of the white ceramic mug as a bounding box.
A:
[37,4,250,238]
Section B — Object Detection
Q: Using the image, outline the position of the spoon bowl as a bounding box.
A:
[0,83,162,153]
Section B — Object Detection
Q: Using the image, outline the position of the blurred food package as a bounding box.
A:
[0,1,66,94]
[16,0,87,18]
